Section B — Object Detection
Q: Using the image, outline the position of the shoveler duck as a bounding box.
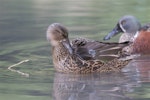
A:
[103,15,141,43]
[46,23,133,74]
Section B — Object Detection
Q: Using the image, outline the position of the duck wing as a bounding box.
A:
[71,38,130,61]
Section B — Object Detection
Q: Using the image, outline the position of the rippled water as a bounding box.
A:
[0,0,150,100]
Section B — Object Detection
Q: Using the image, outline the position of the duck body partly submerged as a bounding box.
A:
[52,41,131,74]
[47,23,133,74]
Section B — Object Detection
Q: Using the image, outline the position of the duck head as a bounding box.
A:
[46,23,73,54]
[103,15,141,40]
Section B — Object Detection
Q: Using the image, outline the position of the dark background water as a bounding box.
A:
[0,0,150,100]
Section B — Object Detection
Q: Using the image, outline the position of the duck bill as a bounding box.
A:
[62,39,73,54]
[103,24,122,40]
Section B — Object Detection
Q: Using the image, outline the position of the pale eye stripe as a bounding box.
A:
[119,23,126,32]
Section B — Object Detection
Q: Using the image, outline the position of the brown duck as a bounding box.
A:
[46,23,133,74]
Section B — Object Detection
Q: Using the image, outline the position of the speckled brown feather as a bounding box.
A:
[52,42,131,74]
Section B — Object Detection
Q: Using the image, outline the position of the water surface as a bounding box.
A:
[0,0,150,100]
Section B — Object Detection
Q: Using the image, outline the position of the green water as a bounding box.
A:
[0,0,150,100]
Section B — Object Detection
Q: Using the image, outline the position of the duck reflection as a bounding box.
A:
[123,55,150,83]
[53,72,137,100]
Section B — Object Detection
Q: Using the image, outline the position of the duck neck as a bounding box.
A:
[52,41,85,72]
[128,32,137,42]
[53,42,73,58]
[127,32,136,37]
[120,32,136,43]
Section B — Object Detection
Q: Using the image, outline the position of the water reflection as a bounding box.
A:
[123,56,150,83]
[53,73,135,100]
[53,56,150,100]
